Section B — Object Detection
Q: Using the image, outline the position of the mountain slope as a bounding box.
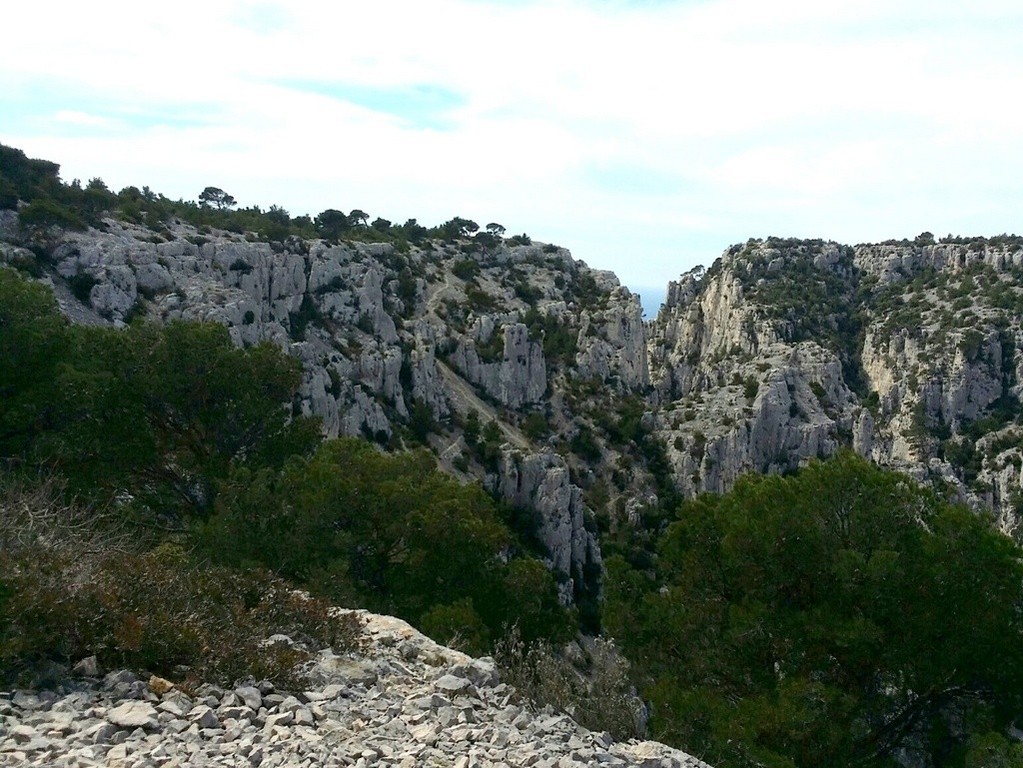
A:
[650,235,1023,536]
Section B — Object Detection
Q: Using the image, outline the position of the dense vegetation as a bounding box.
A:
[605,453,1023,768]
[0,143,518,253]
[0,267,571,689]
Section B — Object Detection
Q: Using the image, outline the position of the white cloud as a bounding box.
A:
[2,0,1022,287]
[53,110,115,128]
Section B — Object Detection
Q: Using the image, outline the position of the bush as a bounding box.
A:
[522,412,550,441]
[17,199,87,231]
[68,271,99,304]
[495,626,644,740]
[606,453,1023,767]
[0,482,360,689]
[200,439,572,650]
[452,259,480,280]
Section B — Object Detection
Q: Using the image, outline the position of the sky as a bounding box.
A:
[3,0,1022,310]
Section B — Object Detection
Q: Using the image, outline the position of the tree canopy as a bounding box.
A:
[0,267,572,660]
[0,268,320,519]
[198,186,237,210]
[200,438,572,652]
[605,452,1023,768]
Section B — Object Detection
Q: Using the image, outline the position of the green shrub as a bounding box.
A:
[522,412,550,441]
[200,438,571,650]
[452,259,480,280]
[606,453,1023,768]
[17,199,87,231]
[68,271,99,304]
[420,598,491,656]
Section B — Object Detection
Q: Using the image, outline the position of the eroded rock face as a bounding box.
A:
[494,450,602,603]
[448,320,548,409]
[12,218,653,597]
[13,215,1023,587]
[648,237,1023,536]
[574,286,649,392]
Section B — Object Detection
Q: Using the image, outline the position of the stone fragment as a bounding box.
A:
[73,656,101,677]
[434,674,473,694]
[106,701,158,729]
[190,705,220,730]
[147,676,174,696]
[236,685,263,711]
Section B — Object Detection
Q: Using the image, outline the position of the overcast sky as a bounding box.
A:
[3,0,1022,303]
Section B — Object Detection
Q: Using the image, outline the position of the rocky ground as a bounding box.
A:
[0,611,710,768]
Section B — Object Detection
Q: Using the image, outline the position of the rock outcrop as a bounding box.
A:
[3,218,650,601]
[494,451,603,603]
[8,215,1023,567]
[0,611,710,768]
[648,236,1023,536]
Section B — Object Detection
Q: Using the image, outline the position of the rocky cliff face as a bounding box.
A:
[649,236,1023,536]
[2,217,650,604]
[6,216,1022,584]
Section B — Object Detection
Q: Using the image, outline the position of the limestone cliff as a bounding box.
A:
[649,235,1023,536]
[6,211,1023,579]
[1,217,649,604]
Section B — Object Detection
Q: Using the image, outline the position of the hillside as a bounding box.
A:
[1,608,710,768]
[4,143,1023,766]
[6,201,1023,558]
[651,235,1023,536]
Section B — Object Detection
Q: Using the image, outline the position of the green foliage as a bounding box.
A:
[289,294,322,340]
[314,209,349,240]
[0,269,70,463]
[959,328,985,360]
[465,281,499,312]
[17,199,88,231]
[67,270,99,303]
[407,399,435,444]
[420,598,491,656]
[200,439,571,649]
[436,217,479,241]
[606,453,1023,768]
[464,416,504,472]
[571,273,603,309]
[0,272,319,519]
[198,186,236,210]
[524,307,577,366]
[570,427,601,462]
[744,376,760,401]
[522,411,550,441]
[476,328,505,364]
[0,141,547,258]
[0,145,64,208]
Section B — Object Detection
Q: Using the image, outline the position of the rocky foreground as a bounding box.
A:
[0,611,710,768]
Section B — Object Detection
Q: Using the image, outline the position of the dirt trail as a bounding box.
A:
[425,268,533,456]
[425,270,457,314]
[436,361,532,452]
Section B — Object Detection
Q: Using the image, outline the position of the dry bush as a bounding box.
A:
[495,625,645,740]
[0,481,361,688]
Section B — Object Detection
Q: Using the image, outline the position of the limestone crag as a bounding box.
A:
[447,320,548,409]
[493,451,602,603]
[5,217,653,595]
[9,215,1023,555]
[648,236,1023,534]
[0,611,710,768]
